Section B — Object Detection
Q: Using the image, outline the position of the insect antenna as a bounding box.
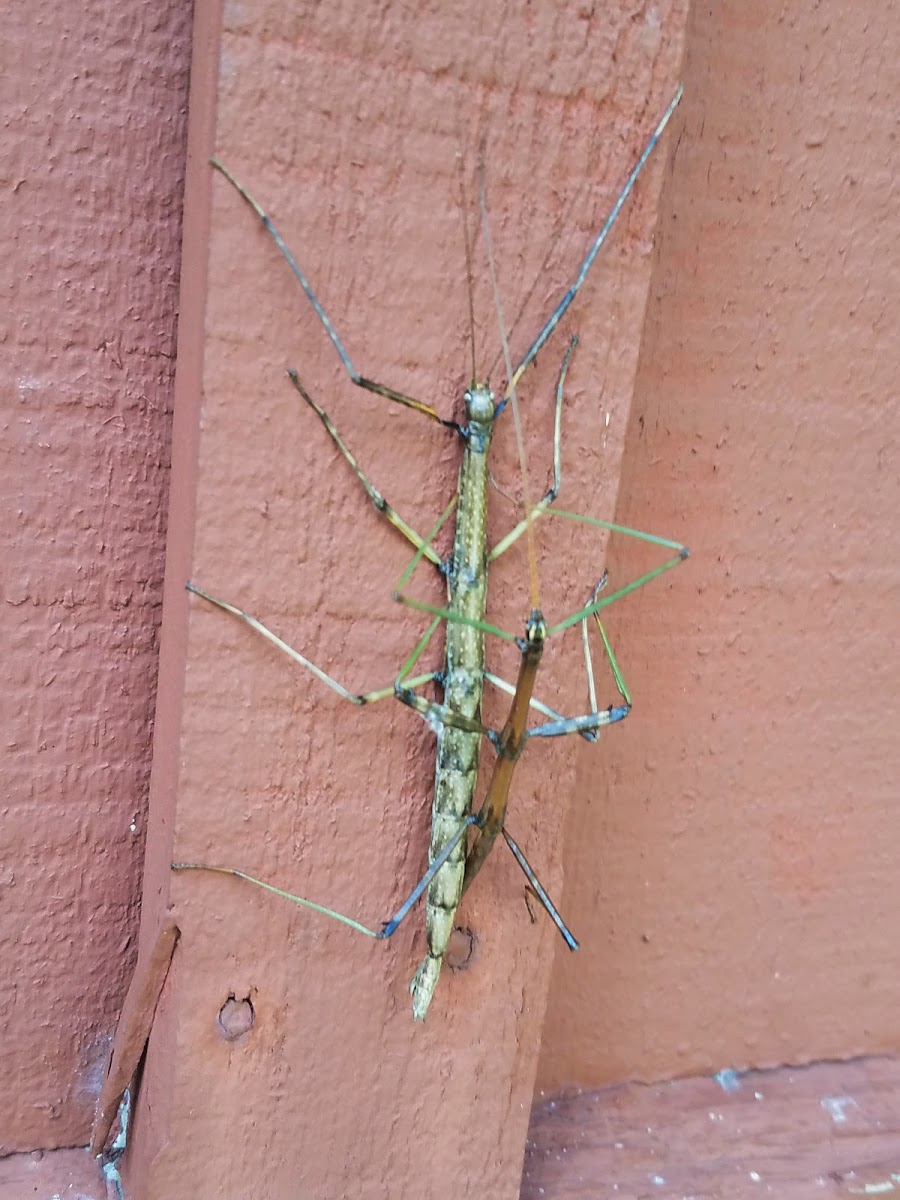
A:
[478,158,540,613]
[455,144,479,389]
[484,172,586,387]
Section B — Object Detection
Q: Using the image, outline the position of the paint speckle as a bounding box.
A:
[821,1094,858,1124]
[715,1067,741,1092]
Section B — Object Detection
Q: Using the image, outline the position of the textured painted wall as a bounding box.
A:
[0,0,190,1160]
[538,0,900,1091]
[10,1,895,1195]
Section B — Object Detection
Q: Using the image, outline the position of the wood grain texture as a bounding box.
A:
[524,1056,900,1199]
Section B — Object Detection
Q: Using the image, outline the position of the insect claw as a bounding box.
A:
[588,571,609,601]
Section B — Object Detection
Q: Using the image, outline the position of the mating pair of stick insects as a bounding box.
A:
[174,84,688,1020]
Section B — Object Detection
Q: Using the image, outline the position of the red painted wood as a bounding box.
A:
[0,0,190,1173]
[538,0,900,1094]
[525,1056,900,1199]
[134,3,687,1197]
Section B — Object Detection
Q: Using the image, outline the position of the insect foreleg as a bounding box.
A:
[212,157,457,430]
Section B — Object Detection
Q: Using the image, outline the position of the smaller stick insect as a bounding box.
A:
[174,85,687,1018]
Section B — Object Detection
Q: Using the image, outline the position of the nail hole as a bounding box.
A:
[217,995,254,1040]
[446,926,476,970]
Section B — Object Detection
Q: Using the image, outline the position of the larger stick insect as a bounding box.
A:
[175,85,687,1020]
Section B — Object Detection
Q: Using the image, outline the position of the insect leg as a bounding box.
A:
[546,542,689,639]
[504,85,683,400]
[527,577,633,740]
[287,370,444,568]
[212,158,457,430]
[186,583,438,706]
[501,828,579,951]
[488,335,578,563]
[173,817,477,941]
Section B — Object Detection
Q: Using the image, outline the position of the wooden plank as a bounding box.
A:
[524,1056,900,1198]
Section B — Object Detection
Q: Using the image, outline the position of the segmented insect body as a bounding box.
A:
[462,609,546,896]
[409,83,685,1015]
[410,385,492,1019]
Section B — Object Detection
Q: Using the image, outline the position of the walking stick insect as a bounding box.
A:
[175,84,687,1020]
